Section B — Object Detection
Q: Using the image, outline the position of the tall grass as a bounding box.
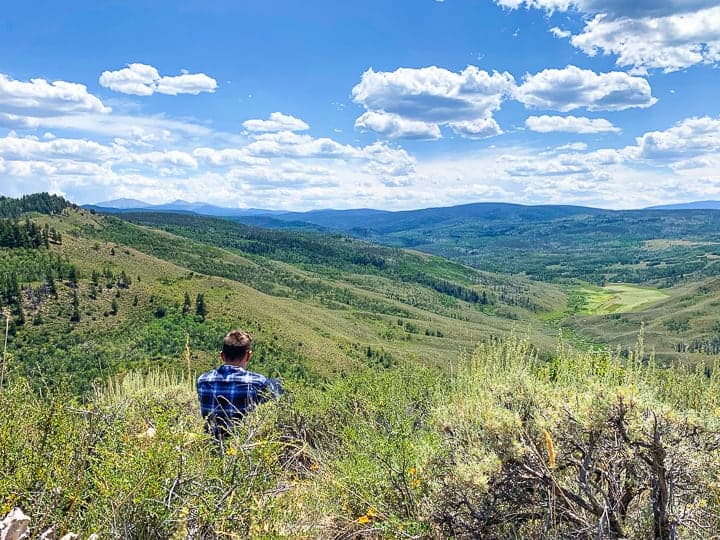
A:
[2,335,720,538]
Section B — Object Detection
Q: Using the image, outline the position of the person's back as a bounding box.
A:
[197,329,282,438]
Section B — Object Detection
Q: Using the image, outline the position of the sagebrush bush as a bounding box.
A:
[2,335,720,538]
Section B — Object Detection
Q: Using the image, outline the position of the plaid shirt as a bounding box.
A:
[197,365,278,434]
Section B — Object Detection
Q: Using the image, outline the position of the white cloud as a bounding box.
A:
[242,112,310,133]
[99,63,217,96]
[0,73,110,116]
[354,111,441,139]
[0,134,116,162]
[550,26,572,38]
[496,1,720,72]
[193,147,269,167]
[631,116,720,160]
[526,115,621,133]
[449,118,503,138]
[351,65,515,139]
[129,150,198,169]
[516,66,656,111]
[571,7,720,73]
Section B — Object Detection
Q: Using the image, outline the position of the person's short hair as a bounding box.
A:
[222,329,253,361]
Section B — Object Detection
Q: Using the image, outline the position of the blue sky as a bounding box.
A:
[1,0,719,210]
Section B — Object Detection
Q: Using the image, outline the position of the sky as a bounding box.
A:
[1,0,719,210]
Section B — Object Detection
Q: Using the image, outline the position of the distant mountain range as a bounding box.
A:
[85,199,720,232]
[87,199,283,217]
[646,201,720,210]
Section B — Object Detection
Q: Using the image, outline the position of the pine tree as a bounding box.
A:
[15,302,25,326]
[88,283,98,300]
[118,270,131,289]
[110,298,118,316]
[45,270,56,297]
[195,293,207,321]
[182,291,191,314]
[70,290,80,322]
[68,265,78,286]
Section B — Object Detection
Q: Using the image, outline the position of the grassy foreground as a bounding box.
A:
[2,335,720,539]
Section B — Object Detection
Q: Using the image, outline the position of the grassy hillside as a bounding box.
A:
[3,336,720,538]
[567,276,720,363]
[4,195,720,538]
[233,204,720,286]
[1,201,566,394]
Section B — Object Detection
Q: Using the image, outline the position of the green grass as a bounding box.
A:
[2,208,568,394]
[575,283,669,315]
[3,335,720,538]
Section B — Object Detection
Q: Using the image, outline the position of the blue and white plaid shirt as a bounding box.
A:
[197,364,281,434]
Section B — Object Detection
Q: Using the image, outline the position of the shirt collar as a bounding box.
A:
[218,364,247,373]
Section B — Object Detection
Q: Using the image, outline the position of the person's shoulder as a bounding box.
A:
[245,370,269,385]
[197,367,220,384]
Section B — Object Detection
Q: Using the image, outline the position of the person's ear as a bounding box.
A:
[220,351,226,362]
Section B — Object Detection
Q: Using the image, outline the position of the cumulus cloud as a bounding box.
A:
[631,115,720,160]
[571,7,720,73]
[99,63,217,95]
[355,111,441,139]
[448,118,503,138]
[525,115,621,133]
[0,134,116,162]
[495,0,720,72]
[351,65,515,139]
[242,112,309,133]
[516,66,656,111]
[0,73,110,116]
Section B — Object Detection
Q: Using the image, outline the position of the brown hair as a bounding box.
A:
[222,329,253,361]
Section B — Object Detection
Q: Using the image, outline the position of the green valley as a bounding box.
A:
[4,194,720,538]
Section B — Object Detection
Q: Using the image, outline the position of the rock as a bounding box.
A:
[136,425,157,439]
[58,534,78,540]
[39,526,56,540]
[0,508,30,540]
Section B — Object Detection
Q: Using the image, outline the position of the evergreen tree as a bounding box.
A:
[15,302,25,326]
[68,265,78,286]
[88,283,98,300]
[182,291,191,314]
[70,290,80,322]
[118,270,131,289]
[110,298,118,316]
[45,270,56,297]
[195,293,207,320]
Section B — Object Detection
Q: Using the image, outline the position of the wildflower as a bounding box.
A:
[543,428,556,469]
[357,515,371,524]
[225,446,237,456]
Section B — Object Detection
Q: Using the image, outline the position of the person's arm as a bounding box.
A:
[265,377,284,399]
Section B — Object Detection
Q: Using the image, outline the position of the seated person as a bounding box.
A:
[197,329,282,438]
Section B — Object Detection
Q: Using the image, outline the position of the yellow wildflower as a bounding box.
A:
[225,446,237,456]
[357,515,371,524]
[543,429,556,469]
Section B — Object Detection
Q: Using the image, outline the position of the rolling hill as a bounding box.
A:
[3,196,567,394]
